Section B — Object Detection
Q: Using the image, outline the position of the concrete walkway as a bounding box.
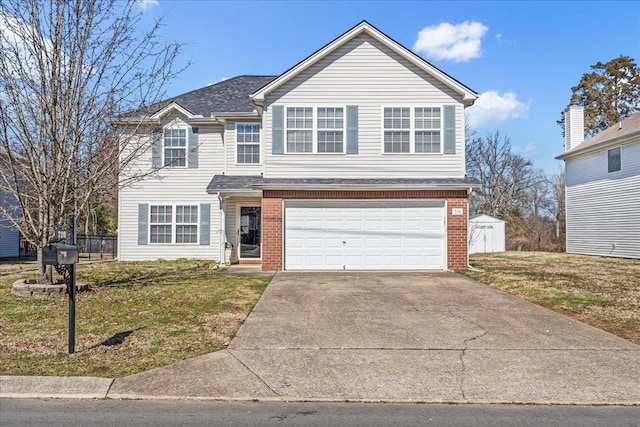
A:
[104,272,640,404]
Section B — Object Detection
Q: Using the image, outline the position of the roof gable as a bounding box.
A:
[250,21,478,106]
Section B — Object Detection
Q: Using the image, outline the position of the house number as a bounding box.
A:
[451,208,463,216]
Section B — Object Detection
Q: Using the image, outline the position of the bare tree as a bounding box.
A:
[0,0,184,283]
[547,166,566,248]
[466,131,540,220]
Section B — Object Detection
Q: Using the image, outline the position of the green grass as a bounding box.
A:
[0,259,271,377]
[461,252,640,344]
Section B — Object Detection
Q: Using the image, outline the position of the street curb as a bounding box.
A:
[0,375,114,399]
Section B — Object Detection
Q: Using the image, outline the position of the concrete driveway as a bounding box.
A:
[111,272,640,404]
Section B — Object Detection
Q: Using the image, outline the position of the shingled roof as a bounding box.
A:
[152,75,276,117]
[557,113,640,159]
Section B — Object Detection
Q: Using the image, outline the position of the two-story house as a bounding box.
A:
[557,106,640,259]
[117,21,480,271]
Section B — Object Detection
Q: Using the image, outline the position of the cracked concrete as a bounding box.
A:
[449,309,490,401]
[107,272,640,404]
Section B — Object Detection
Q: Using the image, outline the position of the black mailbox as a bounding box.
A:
[42,243,79,265]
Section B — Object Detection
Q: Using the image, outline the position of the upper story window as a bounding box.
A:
[284,107,347,154]
[286,107,313,153]
[415,107,441,153]
[317,107,344,153]
[383,108,410,153]
[163,128,187,167]
[383,107,442,154]
[608,147,621,173]
[237,124,261,164]
[150,204,198,244]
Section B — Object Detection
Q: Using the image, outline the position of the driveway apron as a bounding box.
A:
[111,272,640,404]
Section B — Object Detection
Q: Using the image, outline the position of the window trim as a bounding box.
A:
[381,105,444,155]
[235,122,262,165]
[162,123,190,168]
[148,203,199,245]
[283,105,347,154]
[607,146,622,173]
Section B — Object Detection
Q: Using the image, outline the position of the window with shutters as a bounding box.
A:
[286,107,313,153]
[317,107,344,153]
[382,106,443,154]
[150,204,198,244]
[163,127,187,167]
[236,123,261,164]
[284,107,347,154]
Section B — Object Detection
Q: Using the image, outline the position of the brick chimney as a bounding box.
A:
[564,105,584,152]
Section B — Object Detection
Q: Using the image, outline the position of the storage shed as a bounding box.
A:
[468,214,505,254]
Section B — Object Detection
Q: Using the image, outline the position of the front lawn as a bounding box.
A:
[462,252,640,344]
[0,259,271,377]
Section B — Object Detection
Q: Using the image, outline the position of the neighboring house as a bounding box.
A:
[117,21,480,271]
[0,189,20,258]
[468,214,505,254]
[557,106,640,259]
[0,153,20,258]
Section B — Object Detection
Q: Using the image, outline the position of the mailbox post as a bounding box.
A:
[43,214,78,354]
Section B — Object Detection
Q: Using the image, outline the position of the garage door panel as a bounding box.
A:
[285,201,446,270]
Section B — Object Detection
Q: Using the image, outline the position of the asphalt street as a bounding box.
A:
[2,399,640,427]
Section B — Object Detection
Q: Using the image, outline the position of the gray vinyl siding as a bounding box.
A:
[565,140,640,259]
[0,189,20,258]
[263,34,466,179]
[118,117,225,261]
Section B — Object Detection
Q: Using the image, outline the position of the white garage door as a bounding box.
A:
[284,201,446,270]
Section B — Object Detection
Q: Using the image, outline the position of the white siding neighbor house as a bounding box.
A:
[116,21,480,271]
[468,214,505,254]
[0,156,20,258]
[557,106,640,259]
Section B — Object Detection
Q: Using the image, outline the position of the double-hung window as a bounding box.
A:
[414,107,441,153]
[149,204,198,244]
[286,107,313,153]
[383,108,411,153]
[317,107,344,153]
[237,124,260,164]
[176,205,198,243]
[150,205,173,243]
[383,107,443,154]
[163,128,187,166]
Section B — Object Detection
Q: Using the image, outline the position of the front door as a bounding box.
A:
[239,206,261,259]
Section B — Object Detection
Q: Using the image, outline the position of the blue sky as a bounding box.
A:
[136,0,640,173]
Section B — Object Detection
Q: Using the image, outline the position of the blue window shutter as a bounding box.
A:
[346,105,359,154]
[199,203,210,245]
[272,105,284,155]
[188,127,199,168]
[443,105,456,154]
[138,204,148,245]
[151,132,162,168]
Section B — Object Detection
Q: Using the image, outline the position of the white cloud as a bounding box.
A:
[413,21,489,62]
[466,91,530,128]
[135,0,159,10]
[495,33,515,45]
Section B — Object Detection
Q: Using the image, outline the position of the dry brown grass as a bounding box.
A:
[462,252,640,344]
[0,259,271,377]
